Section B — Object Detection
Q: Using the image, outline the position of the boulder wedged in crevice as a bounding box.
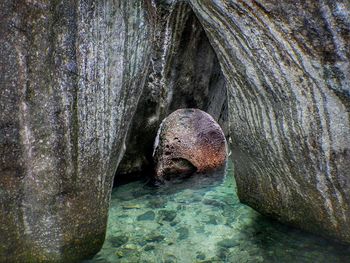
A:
[116,1,228,179]
[189,0,350,244]
[153,108,227,180]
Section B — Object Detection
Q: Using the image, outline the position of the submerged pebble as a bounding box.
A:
[137,211,155,221]
[196,252,206,260]
[109,235,129,247]
[144,244,155,251]
[158,210,177,222]
[217,237,239,248]
[176,227,189,240]
[146,233,165,243]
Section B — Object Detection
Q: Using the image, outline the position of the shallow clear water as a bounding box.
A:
[86,162,350,263]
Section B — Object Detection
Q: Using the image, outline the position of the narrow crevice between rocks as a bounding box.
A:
[113,1,228,187]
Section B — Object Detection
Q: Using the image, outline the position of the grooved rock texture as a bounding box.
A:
[0,1,153,262]
[1,0,349,262]
[154,109,227,180]
[116,1,228,178]
[189,0,350,244]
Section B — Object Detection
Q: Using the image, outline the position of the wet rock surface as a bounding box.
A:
[154,108,227,180]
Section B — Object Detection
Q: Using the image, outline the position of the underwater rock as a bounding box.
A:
[217,238,239,249]
[109,236,129,248]
[176,226,189,240]
[196,252,206,260]
[154,108,227,180]
[158,210,177,222]
[145,233,165,243]
[143,244,155,251]
[137,211,156,221]
[115,244,140,260]
[190,0,350,244]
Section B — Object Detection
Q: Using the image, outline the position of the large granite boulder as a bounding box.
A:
[154,109,227,180]
[0,1,153,261]
[189,0,350,243]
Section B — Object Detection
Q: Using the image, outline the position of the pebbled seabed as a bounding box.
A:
[86,162,350,263]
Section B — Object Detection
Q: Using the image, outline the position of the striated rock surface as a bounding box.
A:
[154,109,227,180]
[189,0,350,243]
[0,1,153,261]
[1,0,349,261]
[116,1,228,178]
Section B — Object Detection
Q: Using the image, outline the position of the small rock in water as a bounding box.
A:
[176,227,189,240]
[217,237,239,248]
[146,233,165,243]
[144,244,155,251]
[138,239,147,247]
[196,252,206,260]
[170,221,178,227]
[109,235,129,247]
[115,245,138,258]
[137,211,155,221]
[158,210,177,222]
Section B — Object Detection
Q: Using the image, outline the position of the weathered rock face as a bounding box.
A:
[116,1,228,178]
[0,1,153,261]
[189,0,350,243]
[1,0,350,262]
[154,109,227,180]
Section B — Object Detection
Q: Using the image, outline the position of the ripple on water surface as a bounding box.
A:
[86,162,350,263]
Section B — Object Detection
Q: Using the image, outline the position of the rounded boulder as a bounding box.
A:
[153,108,227,180]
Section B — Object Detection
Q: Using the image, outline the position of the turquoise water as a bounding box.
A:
[87,162,350,263]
